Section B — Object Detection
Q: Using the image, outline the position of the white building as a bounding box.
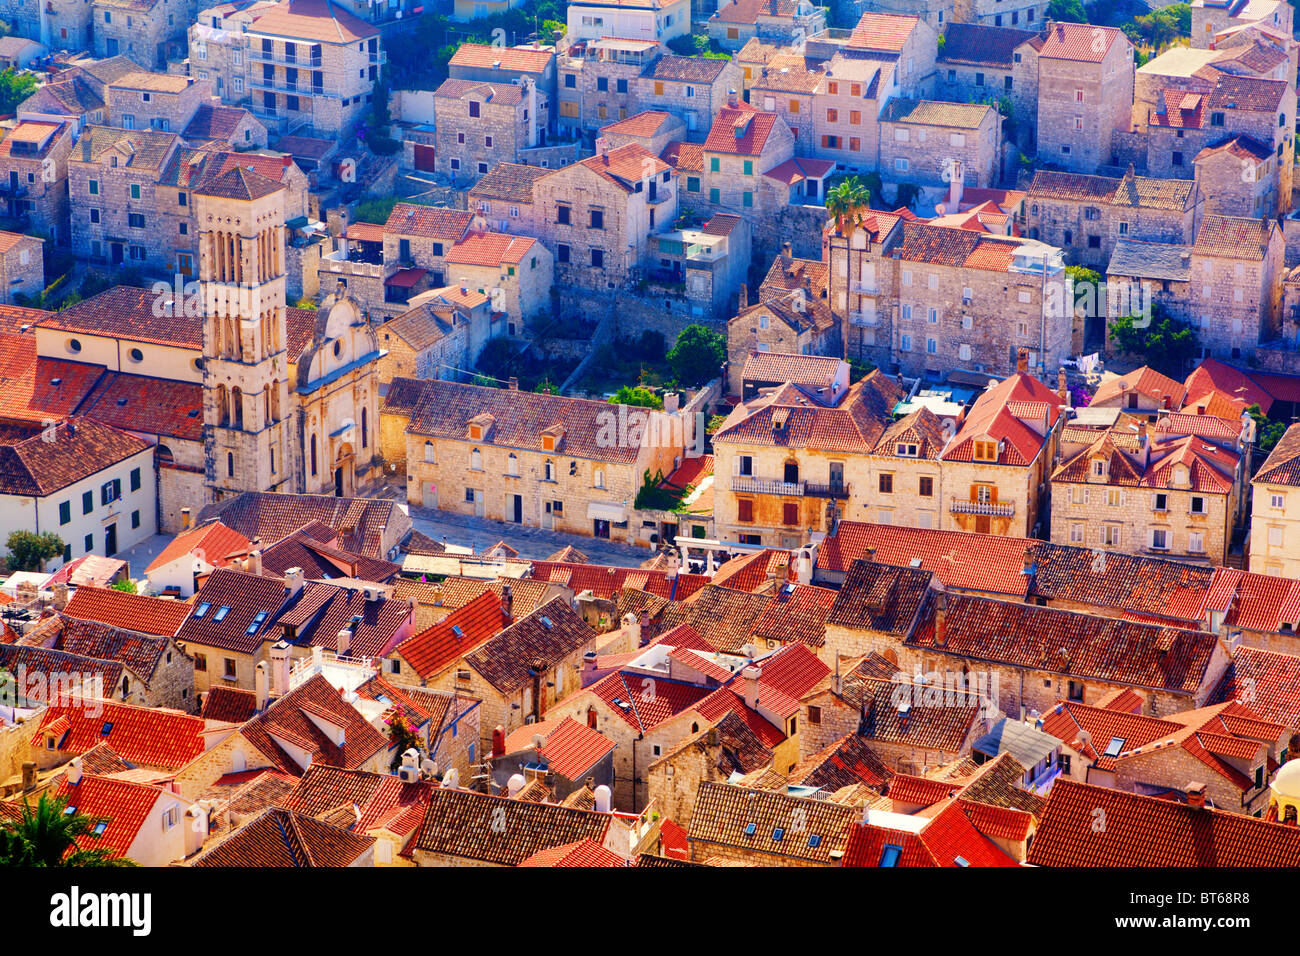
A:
[565,0,691,46]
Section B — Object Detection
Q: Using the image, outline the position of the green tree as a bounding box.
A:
[610,385,663,409]
[0,792,138,867]
[666,324,726,388]
[1246,403,1288,453]
[1108,309,1199,377]
[0,68,37,115]
[110,579,138,594]
[825,175,871,234]
[6,531,64,572]
[1048,0,1088,21]
[476,337,528,383]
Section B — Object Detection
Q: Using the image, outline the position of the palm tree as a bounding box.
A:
[0,792,137,867]
[825,176,872,236]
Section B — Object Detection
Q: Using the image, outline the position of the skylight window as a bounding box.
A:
[743,822,757,836]
[64,805,77,815]
[194,602,211,617]
[880,844,902,867]
[92,822,108,836]
[772,827,785,841]
[246,610,268,635]
[451,625,464,638]
[539,616,554,630]
[100,722,113,736]
[212,606,231,622]
[955,856,970,867]
[1104,736,1126,758]
[808,834,822,848]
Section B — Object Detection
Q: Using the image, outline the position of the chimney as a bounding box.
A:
[706,727,720,746]
[67,757,82,786]
[1057,367,1068,401]
[52,582,69,610]
[337,628,351,658]
[254,661,269,712]
[285,567,304,597]
[1021,549,1035,576]
[832,656,842,695]
[1186,781,1208,809]
[1137,419,1148,445]
[727,87,738,108]
[738,283,748,309]
[492,725,506,758]
[622,611,640,646]
[638,607,651,646]
[508,377,519,390]
[270,640,291,696]
[934,590,948,646]
[21,761,36,791]
[459,277,469,295]
[781,241,792,266]
[947,160,963,211]
[501,583,513,622]
[248,550,263,576]
[181,507,192,531]
[595,136,609,159]
[1016,347,1029,375]
[1056,23,1065,40]
[740,665,762,708]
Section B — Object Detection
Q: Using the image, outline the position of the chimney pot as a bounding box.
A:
[1186,782,1208,809]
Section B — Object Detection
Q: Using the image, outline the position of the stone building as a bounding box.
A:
[727,246,839,382]
[566,0,691,46]
[0,230,44,303]
[1035,22,1134,173]
[1248,423,1300,578]
[105,72,214,133]
[448,42,556,134]
[711,370,904,547]
[92,0,190,69]
[633,54,744,140]
[1050,425,1242,565]
[1191,0,1292,49]
[878,99,1000,189]
[400,378,682,544]
[934,23,1040,139]
[0,120,74,244]
[1194,136,1275,220]
[191,0,383,138]
[707,0,826,52]
[530,142,677,291]
[1025,168,1198,270]
[467,162,549,236]
[556,37,659,137]
[1186,214,1284,361]
[844,12,937,98]
[433,78,539,186]
[382,204,481,289]
[0,0,92,53]
[599,109,686,156]
[747,56,822,155]
[444,232,554,329]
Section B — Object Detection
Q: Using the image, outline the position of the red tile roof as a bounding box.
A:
[0,333,104,425]
[847,12,918,51]
[38,287,203,348]
[384,203,475,241]
[201,686,259,723]
[393,590,505,680]
[1028,778,1300,865]
[33,699,206,768]
[248,0,379,44]
[0,417,150,497]
[518,838,627,866]
[191,807,375,866]
[240,673,389,775]
[528,560,676,599]
[445,231,538,266]
[1038,21,1123,62]
[535,716,616,779]
[1254,422,1300,487]
[54,774,166,859]
[147,521,251,575]
[943,372,1062,466]
[703,104,779,157]
[63,586,192,637]
[175,567,288,655]
[448,43,554,73]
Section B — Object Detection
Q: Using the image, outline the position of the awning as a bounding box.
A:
[385,268,426,288]
[587,501,628,522]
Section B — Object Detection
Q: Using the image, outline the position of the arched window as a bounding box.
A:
[310,434,318,476]
[216,385,229,426]
[270,380,281,422]
[424,441,435,463]
[361,408,368,449]
[507,453,519,476]
[227,452,234,477]
[231,387,244,430]
[470,447,482,471]
[263,384,272,426]
[544,459,554,481]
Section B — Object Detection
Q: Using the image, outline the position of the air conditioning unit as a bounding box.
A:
[397,764,419,783]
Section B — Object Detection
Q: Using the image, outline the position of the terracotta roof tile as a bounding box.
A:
[63,586,191,637]
[384,203,475,241]
[0,417,149,497]
[847,12,918,51]
[240,673,389,775]
[449,42,553,73]
[33,699,205,768]
[191,806,375,866]
[518,838,627,866]
[689,782,860,863]
[465,598,595,694]
[394,590,505,680]
[411,787,613,864]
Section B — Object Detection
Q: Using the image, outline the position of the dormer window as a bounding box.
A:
[469,424,483,440]
[972,440,998,462]
[1091,458,1106,478]
[896,443,918,457]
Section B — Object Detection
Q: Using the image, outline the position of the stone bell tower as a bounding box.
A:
[196,165,292,502]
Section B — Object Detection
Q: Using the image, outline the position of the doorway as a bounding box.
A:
[512,494,523,523]
[473,490,485,518]
[110,243,124,265]
[334,467,344,496]
[104,523,118,555]
[593,519,610,539]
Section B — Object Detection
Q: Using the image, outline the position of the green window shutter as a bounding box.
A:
[710,188,720,203]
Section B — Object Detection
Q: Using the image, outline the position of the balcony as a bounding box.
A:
[850,280,878,294]
[849,310,878,327]
[950,497,1015,517]
[0,182,28,200]
[732,476,850,499]
[249,48,322,68]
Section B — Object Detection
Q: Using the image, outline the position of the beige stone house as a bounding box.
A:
[448,43,556,133]
[531,142,676,291]
[0,230,44,304]
[382,203,480,289]
[105,72,214,133]
[1025,168,1198,270]
[401,378,681,544]
[936,23,1040,135]
[692,100,796,220]
[711,370,904,547]
[727,248,838,387]
[599,109,686,157]
[192,0,383,137]
[433,78,539,185]
[1186,214,1284,361]
[1035,22,1134,172]
[556,37,659,136]
[92,0,189,69]
[633,54,744,140]
[1248,423,1300,578]
[375,304,470,388]
[444,232,554,330]
[844,12,938,98]
[707,0,826,52]
[1191,0,1292,48]
[747,57,821,155]
[0,120,74,244]
[878,99,1000,189]
[468,162,549,236]
[1050,426,1242,565]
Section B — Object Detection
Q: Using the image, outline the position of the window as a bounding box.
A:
[130,184,141,200]
[1154,493,1167,512]
[1271,493,1285,509]
[1103,525,1121,547]
[129,213,145,229]
[739,455,753,476]
[808,705,821,724]
[1151,529,1168,550]
[1191,496,1205,514]
[1189,531,1204,553]
[589,209,603,229]
[194,653,207,672]
[783,502,798,525]
[89,209,100,224]
[973,440,998,461]
[556,204,570,225]
[1106,488,1120,507]
[82,490,94,514]
[738,499,754,522]
[468,100,480,118]
[1068,681,1084,702]
[1069,523,1084,544]
[224,659,237,678]
[879,474,893,493]
[919,477,933,497]
[557,243,570,263]
[591,249,604,268]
